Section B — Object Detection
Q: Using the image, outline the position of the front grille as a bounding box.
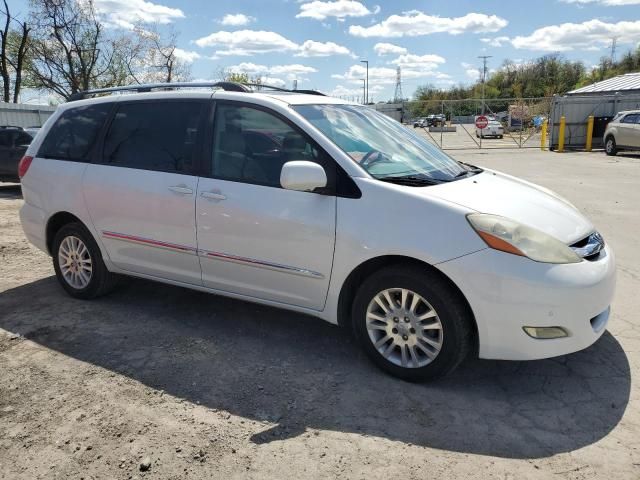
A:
[570,232,605,261]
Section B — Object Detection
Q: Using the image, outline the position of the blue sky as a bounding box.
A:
[9,0,640,101]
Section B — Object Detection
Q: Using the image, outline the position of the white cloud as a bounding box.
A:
[390,53,446,68]
[510,19,640,51]
[219,13,255,26]
[462,62,480,80]
[560,0,640,5]
[93,0,184,29]
[349,10,508,37]
[329,85,363,97]
[257,77,287,88]
[373,42,407,55]
[195,30,352,57]
[228,62,317,81]
[269,64,318,76]
[332,63,450,86]
[296,0,373,20]
[173,48,201,63]
[329,84,384,98]
[296,40,353,57]
[194,30,299,56]
[480,36,510,47]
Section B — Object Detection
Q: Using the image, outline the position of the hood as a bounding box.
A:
[426,170,593,244]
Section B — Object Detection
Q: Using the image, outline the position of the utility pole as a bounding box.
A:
[478,55,492,114]
[360,59,368,104]
[361,79,366,105]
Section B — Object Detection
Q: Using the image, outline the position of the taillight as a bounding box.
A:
[18,156,33,178]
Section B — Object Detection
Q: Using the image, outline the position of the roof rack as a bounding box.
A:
[66,81,326,102]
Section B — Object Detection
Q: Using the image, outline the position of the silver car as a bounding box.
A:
[604,110,640,156]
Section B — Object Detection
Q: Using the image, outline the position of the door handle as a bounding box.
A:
[168,185,193,195]
[200,191,227,201]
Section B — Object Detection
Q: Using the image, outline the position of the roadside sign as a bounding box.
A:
[475,115,489,129]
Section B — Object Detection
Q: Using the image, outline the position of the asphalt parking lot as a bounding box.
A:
[1,149,639,479]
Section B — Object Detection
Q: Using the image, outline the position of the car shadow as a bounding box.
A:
[0,276,631,459]
[0,183,22,199]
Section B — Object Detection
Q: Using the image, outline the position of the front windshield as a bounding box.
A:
[293,104,466,181]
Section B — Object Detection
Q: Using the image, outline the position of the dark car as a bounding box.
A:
[426,114,446,127]
[0,126,33,182]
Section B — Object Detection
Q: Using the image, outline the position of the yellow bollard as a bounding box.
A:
[558,115,566,153]
[541,119,548,150]
[585,115,594,152]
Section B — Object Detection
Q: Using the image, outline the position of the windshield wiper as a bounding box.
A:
[454,162,484,179]
[458,161,483,173]
[376,174,446,186]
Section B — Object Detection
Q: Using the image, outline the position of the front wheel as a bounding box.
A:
[52,222,118,299]
[352,265,473,381]
[605,136,617,156]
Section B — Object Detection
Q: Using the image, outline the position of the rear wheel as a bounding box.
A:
[352,265,473,381]
[52,222,118,299]
[605,136,617,156]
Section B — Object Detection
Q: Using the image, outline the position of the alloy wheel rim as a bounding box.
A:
[366,288,444,368]
[58,236,93,289]
[606,140,613,153]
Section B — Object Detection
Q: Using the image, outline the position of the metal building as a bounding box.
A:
[0,103,56,128]
[549,72,640,150]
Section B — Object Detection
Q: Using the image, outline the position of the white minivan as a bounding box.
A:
[19,82,616,380]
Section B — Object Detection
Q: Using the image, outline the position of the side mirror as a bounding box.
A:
[280,161,327,192]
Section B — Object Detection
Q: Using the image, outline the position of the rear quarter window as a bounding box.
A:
[38,103,112,161]
[102,101,204,174]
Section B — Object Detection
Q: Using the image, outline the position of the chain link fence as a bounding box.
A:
[392,97,552,150]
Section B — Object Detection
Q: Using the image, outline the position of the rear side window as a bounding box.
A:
[38,104,111,161]
[621,114,639,124]
[103,101,204,174]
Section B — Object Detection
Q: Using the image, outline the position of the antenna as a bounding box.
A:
[394,67,403,102]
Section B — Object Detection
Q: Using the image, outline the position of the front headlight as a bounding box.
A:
[467,213,581,264]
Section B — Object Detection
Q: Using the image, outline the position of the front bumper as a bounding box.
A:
[437,245,616,360]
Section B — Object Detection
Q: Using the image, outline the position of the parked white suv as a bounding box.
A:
[604,110,640,155]
[19,82,616,380]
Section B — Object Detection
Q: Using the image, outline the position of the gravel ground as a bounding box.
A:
[1,149,639,479]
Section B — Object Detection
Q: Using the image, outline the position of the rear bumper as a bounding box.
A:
[19,201,48,254]
[437,245,616,360]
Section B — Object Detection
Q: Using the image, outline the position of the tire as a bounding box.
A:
[605,136,617,156]
[352,265,473,381]
[52,222,118,299]
[499,135,503,139]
